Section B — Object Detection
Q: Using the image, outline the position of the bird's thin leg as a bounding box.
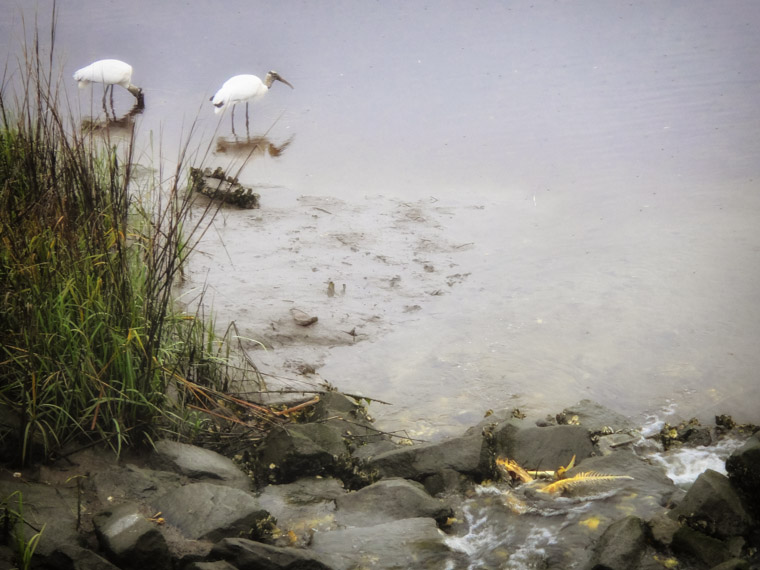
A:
[245,102,250,137]
[231,104,236,136]
[101,87,108,114]
[110,85,115,113]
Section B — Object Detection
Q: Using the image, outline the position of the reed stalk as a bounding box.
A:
[0,15,263,464]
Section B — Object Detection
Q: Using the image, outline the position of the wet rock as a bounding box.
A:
[567,451,680,517]
[210,537,333,570]
[587,515,648,570]
[709,559,751,570]
[309,392,387,449]
[659,418,713,450]
[368,430,490,480]
[668,469,754,540]
[256,477,343,545]
[150,439,252,490]
[89,462,182,504]
[725,433,760,516]
[0,479,80,557]
[557,399,637,434]
[334,477,453,527]
[185,561,240,570]
[152,482,270,542]
[3,399,758,570]
[92,502,170,570]
[596,432,641,455]
[352,439,399,461]
[422,467,472,496]
[255,423,349,483]
[495,423,595,472]
[647,512,681,547]
[670,525,732,569]
[47,544,121,570]
[309,517,460,570]
[0,546,13,569]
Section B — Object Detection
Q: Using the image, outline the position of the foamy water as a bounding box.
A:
[443,405,750,569]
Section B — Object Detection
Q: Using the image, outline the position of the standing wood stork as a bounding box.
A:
[210,71,294,134]
[73,59,144,111]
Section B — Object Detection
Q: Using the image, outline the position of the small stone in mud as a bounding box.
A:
[290,308,318,326]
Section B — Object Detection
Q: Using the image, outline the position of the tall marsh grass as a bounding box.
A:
[0,22,264,464]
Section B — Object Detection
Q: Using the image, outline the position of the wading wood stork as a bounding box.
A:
[210,71,294,134]
[73,59,144,110]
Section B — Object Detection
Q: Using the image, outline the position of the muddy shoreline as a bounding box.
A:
[182,189,485,435]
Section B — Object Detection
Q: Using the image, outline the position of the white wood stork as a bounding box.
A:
[73,59,144,111]
[210,71,293,134]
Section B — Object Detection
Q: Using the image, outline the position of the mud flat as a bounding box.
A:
[182,188,483,429]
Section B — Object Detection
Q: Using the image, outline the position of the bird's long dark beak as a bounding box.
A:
[276,75,294,89]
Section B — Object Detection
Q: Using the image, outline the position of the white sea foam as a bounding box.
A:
[648,437,745,487]
[504,525,557,569]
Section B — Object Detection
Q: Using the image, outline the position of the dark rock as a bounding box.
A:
[309,392,387,449]
[92,502,170,570]
[557,399,636,433]
[47,544,122,570]
[152,482,270,542]
[596,433,641,455]
[0,479,80,557]
[185,561,240,570]
[0,546,14,570]
[725,434,760,516]
[89,462,182,504]
[256,423,348,483]
[352,439,399,461]
[368,430,490,480]
[151,440,252,490]
[334,478,453,527]
[310,392,364,420]
[587,516,648,570]
[210,537,332,570]
[670,525,731,569]
[709,559,751,570]
[256,477,343,546]
[495,423,595,472]
[668,469,753,540]
[565,452,680,519]
[422,468,471,496]
[659,418,713,450]
[647,512,681,547]
[309,517,460,570]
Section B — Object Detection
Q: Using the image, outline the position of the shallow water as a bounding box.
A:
[3,1,759,437]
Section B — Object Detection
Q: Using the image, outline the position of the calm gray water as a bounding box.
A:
[3,1,759,437]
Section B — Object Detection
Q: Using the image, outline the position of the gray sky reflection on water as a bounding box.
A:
[2,1,759,435]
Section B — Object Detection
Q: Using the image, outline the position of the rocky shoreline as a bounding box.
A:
[1,396,758,569]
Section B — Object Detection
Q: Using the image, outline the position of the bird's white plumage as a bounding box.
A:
[210,71,292,133]
[210,74,268,114]
[73,59,133,89]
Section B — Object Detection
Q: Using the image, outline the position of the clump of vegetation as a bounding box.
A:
[0,24,266,464]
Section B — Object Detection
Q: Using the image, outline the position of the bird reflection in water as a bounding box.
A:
[214,133,294,159]
[79,99,145,135]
